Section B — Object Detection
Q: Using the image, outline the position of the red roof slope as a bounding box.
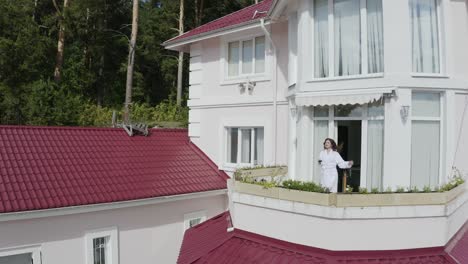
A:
[0,126,228,214]
[164,0,272,45]
[179,212,462,264]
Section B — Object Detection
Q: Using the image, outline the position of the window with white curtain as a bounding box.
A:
[227,36,266,78]
[226,127,264,166]
[366,102,384,190]
[85,228,118,264]
[410,0,440,73]
[314,0,384,78]
[411,92,441,188]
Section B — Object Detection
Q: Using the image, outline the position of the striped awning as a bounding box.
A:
[295,88,395,107]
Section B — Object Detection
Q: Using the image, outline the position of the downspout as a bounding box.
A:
[260,18,278,165]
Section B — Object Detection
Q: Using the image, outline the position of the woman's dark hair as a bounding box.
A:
[323,138,337,151]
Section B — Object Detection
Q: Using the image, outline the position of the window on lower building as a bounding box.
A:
[0,246,41,264]
[227,36,266,78]
[85,228,118,264]
[184,211,206,231]
[226,127,264,166]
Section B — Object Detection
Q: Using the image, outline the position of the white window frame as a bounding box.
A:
[85,227,119,264]
[224,127,264,168]
[409,0,446,77]
[310,102,385,189]
[0,245,41,264]
[410,90,444,186]
[183,210,207,231]
[310,0,385,80]
[221,33,270,84]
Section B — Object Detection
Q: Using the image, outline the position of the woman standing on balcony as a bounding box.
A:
[319,138,353,192]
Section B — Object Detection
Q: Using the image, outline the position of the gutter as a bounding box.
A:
[260,18,278,165]
[0,189,227,223]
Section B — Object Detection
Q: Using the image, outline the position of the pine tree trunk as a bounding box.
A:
[53,0,70,83]
[176,0,184,106]
[124,0,139,123]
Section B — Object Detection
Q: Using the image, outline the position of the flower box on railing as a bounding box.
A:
[233,181,467,207]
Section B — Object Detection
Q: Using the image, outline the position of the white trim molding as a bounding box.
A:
[0,189,227,223]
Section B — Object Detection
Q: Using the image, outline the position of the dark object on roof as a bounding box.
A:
[179,211,466,264]
[163,0,272,46]
[0,126,228,214]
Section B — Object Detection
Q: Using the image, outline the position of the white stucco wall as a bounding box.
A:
[0,195,227,264]
[187,21,290,171]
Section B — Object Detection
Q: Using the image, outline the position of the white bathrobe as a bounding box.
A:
[319,150,352,192]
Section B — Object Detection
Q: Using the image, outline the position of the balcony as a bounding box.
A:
[229,167,468,250]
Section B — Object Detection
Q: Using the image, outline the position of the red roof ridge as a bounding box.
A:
[164,0,272,45]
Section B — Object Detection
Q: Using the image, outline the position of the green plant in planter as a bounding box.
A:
[345,185,354,193]
[371,187,379,194]
[358,187,368,194]
[422,186,432,193]
[395,186,405,193]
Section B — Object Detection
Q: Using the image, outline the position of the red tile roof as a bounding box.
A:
[0,126,228,214]
[164,0,273,46]
[178,211,464,264]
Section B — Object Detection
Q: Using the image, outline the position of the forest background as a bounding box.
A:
[0,0,254,127]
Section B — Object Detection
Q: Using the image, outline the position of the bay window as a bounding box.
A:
[314,0,384,78]
[410,0,440,73]
[226,127,264,166]
[227,36,266,78]
[411,92,441,188]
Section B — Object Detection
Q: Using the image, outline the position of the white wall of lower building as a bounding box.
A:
[0,194,227,264]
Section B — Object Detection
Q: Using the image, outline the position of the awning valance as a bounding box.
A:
[295,89,395,107]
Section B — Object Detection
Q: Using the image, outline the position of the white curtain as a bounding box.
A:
[228,42,239,76]
[411,121,440,188]
[367,0,384,73]
[313,120,329,183]
[255,128,264,165]
[367,120,384,190]
[255,36,265,73]
[241,129,252,163]
[410,0,440,73]
[314,0,329,78]
[242,40,253,74]
[334,0,361,76]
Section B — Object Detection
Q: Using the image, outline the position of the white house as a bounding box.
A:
[0,127,228,264]
[163,0,468,262]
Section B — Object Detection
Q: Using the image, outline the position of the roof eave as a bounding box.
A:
[267,0,287,19]
[163,18,272,52]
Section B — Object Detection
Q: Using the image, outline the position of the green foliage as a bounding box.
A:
[395,186,405,193]
[0,0,252,126]
[358,187,368,194]
[281,180,329,193]
[371,187,379,194]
